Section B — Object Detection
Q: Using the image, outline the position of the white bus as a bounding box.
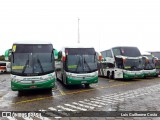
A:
[56,46,99,87]
[141,53,158,77]
[0,61,11,73]
[99,46,144,79]
[5,42,56,92]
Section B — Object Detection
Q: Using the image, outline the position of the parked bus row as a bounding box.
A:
[98,46,159,79]
[4,42,100,93]
[3,42,160,93]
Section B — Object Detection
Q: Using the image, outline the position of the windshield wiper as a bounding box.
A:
[22,60,29,74]
[76,56,81,73]
[22,54,30,74]
[84,56,91,71]
[37,58,44,73]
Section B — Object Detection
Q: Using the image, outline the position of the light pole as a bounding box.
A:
[78,18,80,43]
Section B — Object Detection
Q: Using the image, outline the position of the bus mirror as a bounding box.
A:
[54,49,58,60]
[62,56,66,62]
[145,59,149,63]
[99,55,102,61]
[62,52,66,62]
[5,57,8,61]
[58,51,62,60]
[4,49,12,61]
[97,52,102,61]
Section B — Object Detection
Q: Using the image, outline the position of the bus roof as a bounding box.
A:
[148,51,160,53]
[13,41,52,45]
[101,46,138,52]
[141,51,150,55]
[142,54,152,57]
[112,46,138,49]
[61,44,94,51]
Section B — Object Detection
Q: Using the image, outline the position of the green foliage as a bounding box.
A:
[0,55,5,61]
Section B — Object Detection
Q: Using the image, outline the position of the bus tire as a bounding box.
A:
[62,75,68,86]
[85,84,90,88]
[18,90,23,96]
[109,72,114,79]
[109,73,112,79]
[61,74,64,83]
[47,88,52,92]
[112,72,115,79]
[107,71,110,78]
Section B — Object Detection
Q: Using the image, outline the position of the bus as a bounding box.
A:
[0,61,6,73]
[141,53,158,77]
[149,52,160,76]
[56,46,99,87]
[99,46,144,79]
[0,61,11,73]
[5,42,56,92]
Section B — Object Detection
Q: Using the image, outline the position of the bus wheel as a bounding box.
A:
[47,88,52,92]
[112,72,115,79]
[107,72,110,78]
[109,74,112,79]
[61,74,64,84]
[18,90,23,96]
[109,73,114,79]
[85,84,90,88]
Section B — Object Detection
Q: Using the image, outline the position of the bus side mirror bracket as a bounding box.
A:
[97,52,102,61]
[62,52,66,62]
[58,51,62,60]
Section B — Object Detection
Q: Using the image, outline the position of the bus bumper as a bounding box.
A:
[123,73,144,79]
[143,72,157,77]
[66,76,98,85]
[11,79,55,91]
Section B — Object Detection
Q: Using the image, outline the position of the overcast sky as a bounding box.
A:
[0,0,160,55]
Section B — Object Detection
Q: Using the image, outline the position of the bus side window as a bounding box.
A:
[106,50,112,58]
[108,63,115,68]
[115,57,123,68]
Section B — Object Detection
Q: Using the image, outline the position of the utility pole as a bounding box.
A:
[78,18,80,43]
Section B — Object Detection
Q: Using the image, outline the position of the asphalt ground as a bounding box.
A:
[0,74,160,120]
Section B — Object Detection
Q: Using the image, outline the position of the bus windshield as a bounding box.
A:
[150,52,160,69]
[11,44,55,76]
[151,52,160,59]
[123,59,143,70]
[113,47,141,57]
[65,48,97,73]
[142,56,156,70]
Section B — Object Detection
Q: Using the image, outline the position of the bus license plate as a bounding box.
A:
[30,86,37,88]
[81,81,87,83]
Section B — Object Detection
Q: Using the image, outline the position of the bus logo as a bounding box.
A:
[32,81,35,84]
[2,112,12,117]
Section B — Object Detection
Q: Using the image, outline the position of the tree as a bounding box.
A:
[0,55,5,61]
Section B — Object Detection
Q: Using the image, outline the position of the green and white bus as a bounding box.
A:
[149,52,160,76]
[99,46,144,79]
[56,46,99,87]
[141,53,158,77]
[5,42,56,92]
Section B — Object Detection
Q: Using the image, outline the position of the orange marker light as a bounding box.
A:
[123,58,126,63]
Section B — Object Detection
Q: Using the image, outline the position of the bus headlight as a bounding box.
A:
[68,74,74,78]
[11,78,21,83]
[94,71,98,76]
[43,76,55,81]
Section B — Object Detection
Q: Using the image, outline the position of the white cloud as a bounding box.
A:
[0,0,160,54]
